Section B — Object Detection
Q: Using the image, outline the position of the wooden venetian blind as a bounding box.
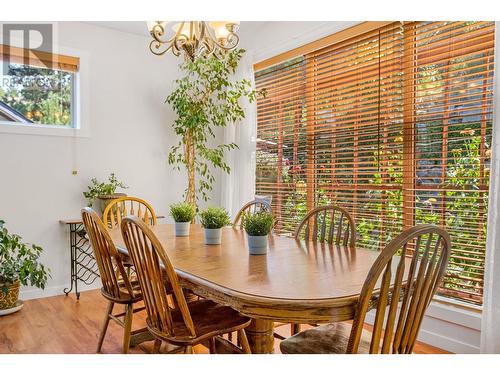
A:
[254,21,495,305]
[0,44,80,72]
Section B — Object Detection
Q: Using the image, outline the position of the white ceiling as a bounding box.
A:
[84,21,270,38]
[83,21,358,64]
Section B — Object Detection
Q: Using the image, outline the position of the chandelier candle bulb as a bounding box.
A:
[209,21,231,41]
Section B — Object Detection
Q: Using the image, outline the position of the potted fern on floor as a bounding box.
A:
[0,220,50,315]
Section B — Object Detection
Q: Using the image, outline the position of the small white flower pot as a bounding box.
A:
[247,234,268,255]
[204,228,222,245]
[175,222,191,237]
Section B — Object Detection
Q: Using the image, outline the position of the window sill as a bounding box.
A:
[433,295,482,313]
[0,122,89,138]
[428,297,482,330]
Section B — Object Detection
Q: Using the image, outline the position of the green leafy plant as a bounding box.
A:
[242,212,274,236]
[166,48,263,207]
[199,207,231,229]
[83,173,128,206]
[0,220,50,292]
[169,202,196,223]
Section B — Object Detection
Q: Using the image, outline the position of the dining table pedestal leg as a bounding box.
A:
[245,318,274,354]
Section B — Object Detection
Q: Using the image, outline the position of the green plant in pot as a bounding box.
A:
[242,212,274,255]
[0,220,50,313]
[83,173,128,214]
[170,202,196,237]
[199,207,231,245]
[166,48,263,209]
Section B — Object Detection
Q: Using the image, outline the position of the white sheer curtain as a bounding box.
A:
[481,22,500,354]
[219,52,258,220]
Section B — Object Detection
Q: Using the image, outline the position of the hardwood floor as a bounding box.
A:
[0,289,448,354]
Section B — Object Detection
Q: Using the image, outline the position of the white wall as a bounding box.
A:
[0,22,219,299]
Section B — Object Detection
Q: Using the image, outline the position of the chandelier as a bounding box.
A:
[147,21,240,61]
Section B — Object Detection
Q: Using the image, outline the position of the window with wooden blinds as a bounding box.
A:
[254,21,495,305]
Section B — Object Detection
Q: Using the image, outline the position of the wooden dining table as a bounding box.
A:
[108,223,407,354]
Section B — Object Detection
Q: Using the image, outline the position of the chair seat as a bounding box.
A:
[150,299,251,345]
[101,279,143,303]
[280,322,372,354]
[118,278,142,296]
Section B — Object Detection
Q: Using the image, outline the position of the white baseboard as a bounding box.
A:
[417,327,480,354]
[19,283,100,301]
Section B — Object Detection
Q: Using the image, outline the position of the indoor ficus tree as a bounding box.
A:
[166,48,262,208]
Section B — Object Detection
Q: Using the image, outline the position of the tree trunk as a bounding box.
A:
[184,130,196,211]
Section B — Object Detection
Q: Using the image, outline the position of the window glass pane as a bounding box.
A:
[0,63,74,127]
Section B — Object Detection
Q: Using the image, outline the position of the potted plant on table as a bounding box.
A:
[242,211,274,255]
[0,220,50,315]
[170,202,196,237]
[199,207,231,245]
[83,173,128,214]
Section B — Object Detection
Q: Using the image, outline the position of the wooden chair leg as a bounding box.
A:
[122,304,134,354]
[291,323,300,336]
[96,301,114,353]
[238,330,252,354]
[209,337,217,354]
[184,345,193,354]
[152,339,162,354]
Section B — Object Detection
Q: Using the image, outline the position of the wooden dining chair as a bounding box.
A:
[280,224,451,354]
[294,205,356,247]
[81,207,149,354]
[102,196,157,229]
[121,215,253,354]
[233,199,272,228]
[278,205,357,337]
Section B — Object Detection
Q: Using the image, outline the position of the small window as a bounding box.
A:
[0,46,79,128]
[0,64,76,127]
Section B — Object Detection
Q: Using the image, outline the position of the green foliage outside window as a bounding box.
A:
[0,64,73,126]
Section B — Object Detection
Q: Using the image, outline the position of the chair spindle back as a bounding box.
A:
[81,208,136,300]
[294,205,356,247]
[120,216,196,340]
[347,224,451,354]
[103,196,157,229]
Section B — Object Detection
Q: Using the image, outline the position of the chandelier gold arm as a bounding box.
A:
[148,21,240,61]
[202,24,239,52]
